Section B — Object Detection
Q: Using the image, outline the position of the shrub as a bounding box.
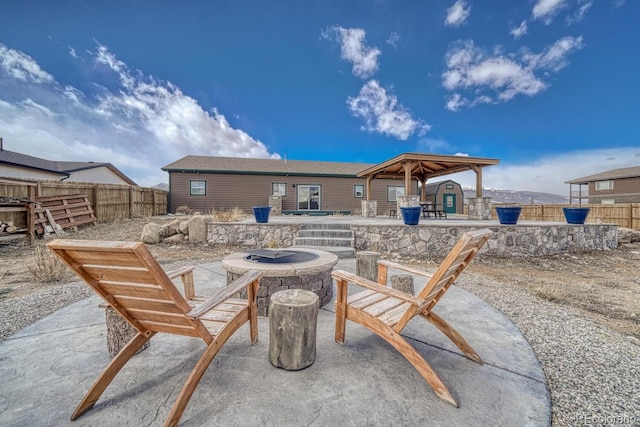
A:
[211,207,245,222]
[176,205,193,215]
[27,246,70,283]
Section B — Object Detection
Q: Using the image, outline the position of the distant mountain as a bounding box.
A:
[152,183,169,191]
[462,187,569,205]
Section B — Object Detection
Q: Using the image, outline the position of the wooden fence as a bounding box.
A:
[493,203,640,230]
[0,177,168,223]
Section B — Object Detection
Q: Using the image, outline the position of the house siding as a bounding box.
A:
[168,171,408,214]
[588,176,640,203]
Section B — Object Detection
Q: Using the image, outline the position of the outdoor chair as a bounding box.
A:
[46,239,263,427]
[331,228,492,407]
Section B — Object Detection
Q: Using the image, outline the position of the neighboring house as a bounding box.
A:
[423,179,464,214]
[566,166,640,204]
[161,155,416,214]
[0,145,137,186]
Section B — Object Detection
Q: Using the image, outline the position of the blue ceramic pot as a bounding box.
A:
[496,206,521,225]
[252,206,272,223]
[563,207,590,224]
[400,206,421,225]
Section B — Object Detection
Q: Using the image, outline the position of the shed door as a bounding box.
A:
[444,193,456,214]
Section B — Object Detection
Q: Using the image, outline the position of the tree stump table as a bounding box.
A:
[269,289,319,371]
[356,251,380,282]
[390,274,415,295]
[105,306,150,358]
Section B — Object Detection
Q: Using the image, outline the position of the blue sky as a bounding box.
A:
[0,0,638,195]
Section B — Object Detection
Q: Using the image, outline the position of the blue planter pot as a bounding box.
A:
[400,206,421,225]
[252,206,272,223]
[563,207,590,224]
[496,206,521,225]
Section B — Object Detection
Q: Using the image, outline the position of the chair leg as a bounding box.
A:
[164,321,241,427]
[423,312,483,364]
[334,279,347,345]
[376,322,458,407]
[71,332,154,420]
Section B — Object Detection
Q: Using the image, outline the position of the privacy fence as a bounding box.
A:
[492,203,640,230]
[0,177,168,223]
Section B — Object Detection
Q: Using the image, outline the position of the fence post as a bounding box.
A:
[93,184,100,222]
[129,186,134,219]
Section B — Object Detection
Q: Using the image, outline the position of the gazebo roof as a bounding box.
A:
[357,153,499,181]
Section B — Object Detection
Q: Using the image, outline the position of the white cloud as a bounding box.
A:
[449,148,640,194]
[0,43,279,186]
[510,21,528,39]
[347,80,430,140]
[532,0,568,24]
[566,1,593,25]
[445,1,471,27]
[416,137,453,153]
[442,37,584,110]
[322,26,381,79]
[386,32,400,49]
[0,43,54,84]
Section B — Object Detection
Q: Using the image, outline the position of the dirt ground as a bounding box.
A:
[1,216,638,339]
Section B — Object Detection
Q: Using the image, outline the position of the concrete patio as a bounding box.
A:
[0,257,551,426]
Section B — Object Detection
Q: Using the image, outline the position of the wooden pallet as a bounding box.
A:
[34,194,96,237]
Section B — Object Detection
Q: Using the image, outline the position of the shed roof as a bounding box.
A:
[162,155,374,177]
[565,166,640,184]
[356,153,499,180]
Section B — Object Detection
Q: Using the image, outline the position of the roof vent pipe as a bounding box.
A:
[0,137,3,151]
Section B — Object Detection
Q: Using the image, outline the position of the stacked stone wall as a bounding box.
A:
[207,222,618,259]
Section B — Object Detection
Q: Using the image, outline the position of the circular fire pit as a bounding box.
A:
[222,248,338,317]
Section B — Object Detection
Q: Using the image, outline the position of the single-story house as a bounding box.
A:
[423,179,464,214]
[0,142,136,186]
[161,153,501,216]
[161,155,413,215]
[566,166,640,204]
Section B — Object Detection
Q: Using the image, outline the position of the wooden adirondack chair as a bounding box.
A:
[331,228,493,407]
[46,239,263,427]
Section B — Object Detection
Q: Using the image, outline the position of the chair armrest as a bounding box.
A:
[331,270,424,306]
[378,260,433,279]
[166,266,196,299]
[187,270,264,318]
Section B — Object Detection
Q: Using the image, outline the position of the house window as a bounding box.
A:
[272,183,287,196]
[446,184,454,189]
[601,199,615,204]
[354,184,364,198]
[190,180,206,196]
[387,186,405,202]
[595,180,614,191]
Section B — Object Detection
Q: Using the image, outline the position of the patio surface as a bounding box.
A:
[0,257,551,427]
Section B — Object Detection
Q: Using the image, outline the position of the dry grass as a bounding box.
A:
[26,246,71,283]
[211,207,245,222]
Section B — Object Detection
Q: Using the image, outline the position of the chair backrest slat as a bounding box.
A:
[47,239,213,341]
[393,229,492,332]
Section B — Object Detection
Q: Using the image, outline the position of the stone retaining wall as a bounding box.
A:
[207,222,618,258]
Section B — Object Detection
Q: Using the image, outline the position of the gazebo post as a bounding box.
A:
[403,161,413,195]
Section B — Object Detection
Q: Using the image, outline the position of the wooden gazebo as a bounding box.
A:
[357,153,499,200]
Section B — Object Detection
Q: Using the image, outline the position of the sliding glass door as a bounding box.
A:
[297,185,321,210]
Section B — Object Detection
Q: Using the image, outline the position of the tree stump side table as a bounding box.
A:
[269,289,319,371]
[105,306,150,358]
[390,274,415,295]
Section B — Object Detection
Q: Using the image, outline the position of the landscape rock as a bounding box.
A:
[186,215,207,243]
[178,220,189,234]
[141,223,162,244]
[164,233,186,244]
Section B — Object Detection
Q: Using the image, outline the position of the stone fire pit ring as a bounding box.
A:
[222,248,338,317]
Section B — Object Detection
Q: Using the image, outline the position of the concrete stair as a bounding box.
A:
[293,223,355,259]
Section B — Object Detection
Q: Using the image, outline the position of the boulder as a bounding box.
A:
[164,233,186,244]
[141,223,162,244]
[187,215,207,243]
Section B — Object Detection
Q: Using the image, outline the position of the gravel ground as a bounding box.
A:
[458,272,639,427]
[1,219,639,426]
